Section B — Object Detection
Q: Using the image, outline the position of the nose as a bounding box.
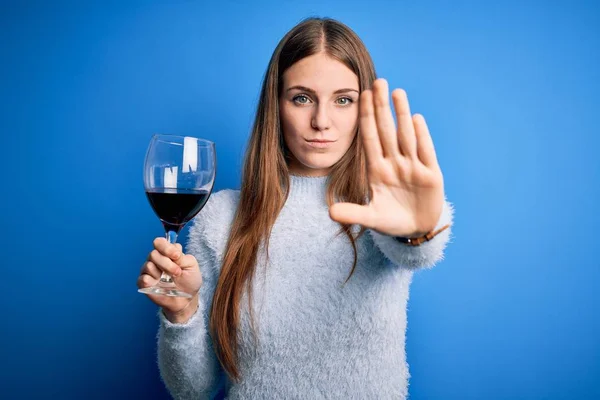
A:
[311,103,331,131]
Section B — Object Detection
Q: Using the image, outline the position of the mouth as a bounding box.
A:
[305,139,336,149]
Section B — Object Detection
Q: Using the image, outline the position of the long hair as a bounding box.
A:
[209,17,377,382]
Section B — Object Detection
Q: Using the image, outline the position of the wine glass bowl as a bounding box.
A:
[139,134,216,298]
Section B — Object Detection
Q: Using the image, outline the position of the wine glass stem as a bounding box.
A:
[159,230,178,284]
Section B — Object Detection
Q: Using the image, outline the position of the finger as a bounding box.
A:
[329,203,376,228]
[149,249,182,276]
[172,243,184,263]
[372,79,400,158]
[140,261,162,280]
[391,88,417,158]
[174,254,198,271]
[153,237,182,261]
[137,273,157,289]
[413,114,438,166]
[359,89,384,167]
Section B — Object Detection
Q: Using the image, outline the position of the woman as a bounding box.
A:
[138,17,453,399]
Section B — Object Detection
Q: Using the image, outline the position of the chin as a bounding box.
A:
[295,159,340,176]
[303,155,339,168]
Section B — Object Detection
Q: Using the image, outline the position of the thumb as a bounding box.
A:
[175,254,198,271]
[329,203,374,228]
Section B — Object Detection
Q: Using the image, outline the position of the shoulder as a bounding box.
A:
[197,189,240,226]
[186,189,240,265]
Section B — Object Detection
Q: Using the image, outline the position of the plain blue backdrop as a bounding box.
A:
[1,0,598,399]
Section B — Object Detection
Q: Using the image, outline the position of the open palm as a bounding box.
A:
[329,79,445,238]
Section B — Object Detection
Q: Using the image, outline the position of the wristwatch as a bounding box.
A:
[393,224,450,246]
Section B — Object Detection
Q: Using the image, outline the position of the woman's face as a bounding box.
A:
[279,52,360,177]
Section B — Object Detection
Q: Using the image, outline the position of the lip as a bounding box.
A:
[305,139,336,148]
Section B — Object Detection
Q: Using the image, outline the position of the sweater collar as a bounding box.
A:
[288,174,329,203]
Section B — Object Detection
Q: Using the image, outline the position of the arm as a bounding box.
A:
[369,198,454,270]
[157,219,227,400]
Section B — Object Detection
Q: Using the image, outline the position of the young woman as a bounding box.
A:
[138,17,453,399]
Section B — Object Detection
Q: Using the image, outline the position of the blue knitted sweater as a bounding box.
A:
[157,175,453,399]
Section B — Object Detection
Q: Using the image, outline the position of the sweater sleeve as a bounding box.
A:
[156,191,235,399]
[369,198,454,270]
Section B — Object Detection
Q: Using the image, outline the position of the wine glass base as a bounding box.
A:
[138,285,193,298]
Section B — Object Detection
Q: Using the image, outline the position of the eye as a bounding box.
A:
[336,97,354,106]
[292,95,311,105]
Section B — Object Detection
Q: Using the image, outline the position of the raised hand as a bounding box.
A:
[329,79,445,238]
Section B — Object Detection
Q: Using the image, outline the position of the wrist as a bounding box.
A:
[164,294,199,324]
[405,230,429,239]
[393,224,451,246]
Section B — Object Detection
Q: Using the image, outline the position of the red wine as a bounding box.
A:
[145,188,211,233]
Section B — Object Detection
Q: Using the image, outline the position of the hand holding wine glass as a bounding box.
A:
[138,134,216,299]
[137,237,203,322]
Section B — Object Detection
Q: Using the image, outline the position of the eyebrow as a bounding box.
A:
[286,85,359,95]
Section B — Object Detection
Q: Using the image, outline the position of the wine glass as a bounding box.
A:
[138,134,216,298]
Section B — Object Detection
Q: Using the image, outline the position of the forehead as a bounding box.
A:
[282,52,359,91]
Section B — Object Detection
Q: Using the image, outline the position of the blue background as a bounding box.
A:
[1,0,598,399]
